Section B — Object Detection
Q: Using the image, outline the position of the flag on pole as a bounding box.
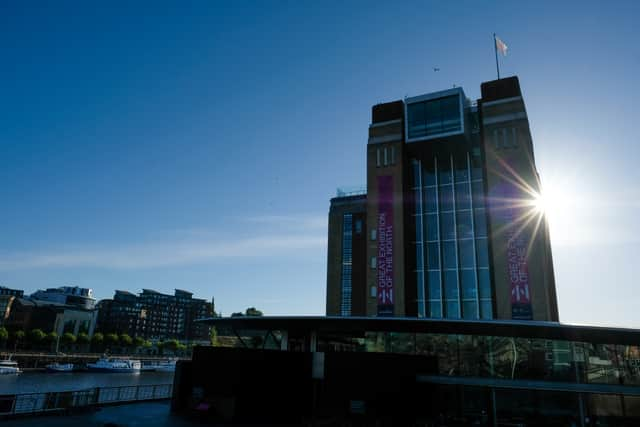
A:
[495,35,508,56]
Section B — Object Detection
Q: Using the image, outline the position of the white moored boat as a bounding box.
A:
[46,363,75,373]
[141,359,177,372]
[0,358,21,375]
[154,360,177,372]
[87,358,141,373]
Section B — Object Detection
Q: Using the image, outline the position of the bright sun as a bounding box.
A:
[527,184,580,245]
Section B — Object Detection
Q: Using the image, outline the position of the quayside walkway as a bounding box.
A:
[2,400,192,427]
[0,383,172,418]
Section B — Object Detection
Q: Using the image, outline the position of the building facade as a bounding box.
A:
[0,286,23,325]
[97,289,214,342]
[326,193,367,317]
[327,76,558,321]
[30,286,96,309]
[4,298,98,337]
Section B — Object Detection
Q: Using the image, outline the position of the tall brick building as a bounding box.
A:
[327,76,558,321]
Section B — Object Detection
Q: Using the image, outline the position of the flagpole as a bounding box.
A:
[493,33,500,79]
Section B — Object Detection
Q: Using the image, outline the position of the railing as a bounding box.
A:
[0,383,172,417]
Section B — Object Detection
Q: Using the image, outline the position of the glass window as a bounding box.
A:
[423,162,437,186]
[474,208,487,237]
[414,214,422,241]
[476,238,489,267]
[439,184,454,211]
[456,211,473,239]
[471,153,483,181]
[455,182,471,210]
[472,181,485,208]
[458,239,475,269]
[462,301,478,320]
[425,214,439,241]
[440,95,461,132]
[413,189,422,214]
[441,212,455,240]
[415,245,424,271]
[438,158,452,185]
[461,269,477,299]
[442,241,457,269]
[407,102,427,139]
[429,302,442,318]
[427,242,440,269]
[478,269,492,299]
[412,160,420,188]
[428,271,442,300]
[416,269,424,290]
[446,301,460,318]
[480,300,493,319]
[444,270,459,299]
[455,155,469,182]
[424,98,441,135]
[424,187,438,213]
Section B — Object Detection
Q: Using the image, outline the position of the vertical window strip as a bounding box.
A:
[376,149,381,167]
[433,156,443,318]
[449,154,461,319]
[341,214,353,316]
[415,159,425,317]
[466,151,481,320]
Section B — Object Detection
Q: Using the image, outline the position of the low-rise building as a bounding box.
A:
[4,297,98,336]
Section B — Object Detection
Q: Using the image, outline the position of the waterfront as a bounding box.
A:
[0,371,174,394]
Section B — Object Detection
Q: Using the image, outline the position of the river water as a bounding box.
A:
[0,371,175,394]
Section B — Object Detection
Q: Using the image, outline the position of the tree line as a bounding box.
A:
[0,326,188,355]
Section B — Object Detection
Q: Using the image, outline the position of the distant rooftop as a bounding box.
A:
[335,186,366,197]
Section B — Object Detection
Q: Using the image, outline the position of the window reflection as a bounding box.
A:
[425,214,438,241]
[428,271,442,300]
[455,183,471,210]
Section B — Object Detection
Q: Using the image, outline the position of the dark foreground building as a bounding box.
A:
[174,316,640,426]
[327,76,558,322]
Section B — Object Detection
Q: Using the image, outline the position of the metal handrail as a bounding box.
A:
[0,383,172,416]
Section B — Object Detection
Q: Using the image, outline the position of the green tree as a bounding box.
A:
[120,333,133,348]
[209,327,219,346]
[245,307,263,316]
[91,332,104,352]
[105,332,119,348]
[44,331,58,352]
[77,332,90,352]
[0,326,8,343]
[231,312,244,317]
[133,336,145,349]
[28,329,46,349]
[12,330,25,350]
[61,332,76,350]
[164,339,179,353]
[77,332,90,345]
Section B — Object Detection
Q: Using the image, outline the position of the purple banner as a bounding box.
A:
[377,175,394,316]
[489,182,533,320]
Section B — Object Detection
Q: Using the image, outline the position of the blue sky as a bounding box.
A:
[1,1,639,325]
